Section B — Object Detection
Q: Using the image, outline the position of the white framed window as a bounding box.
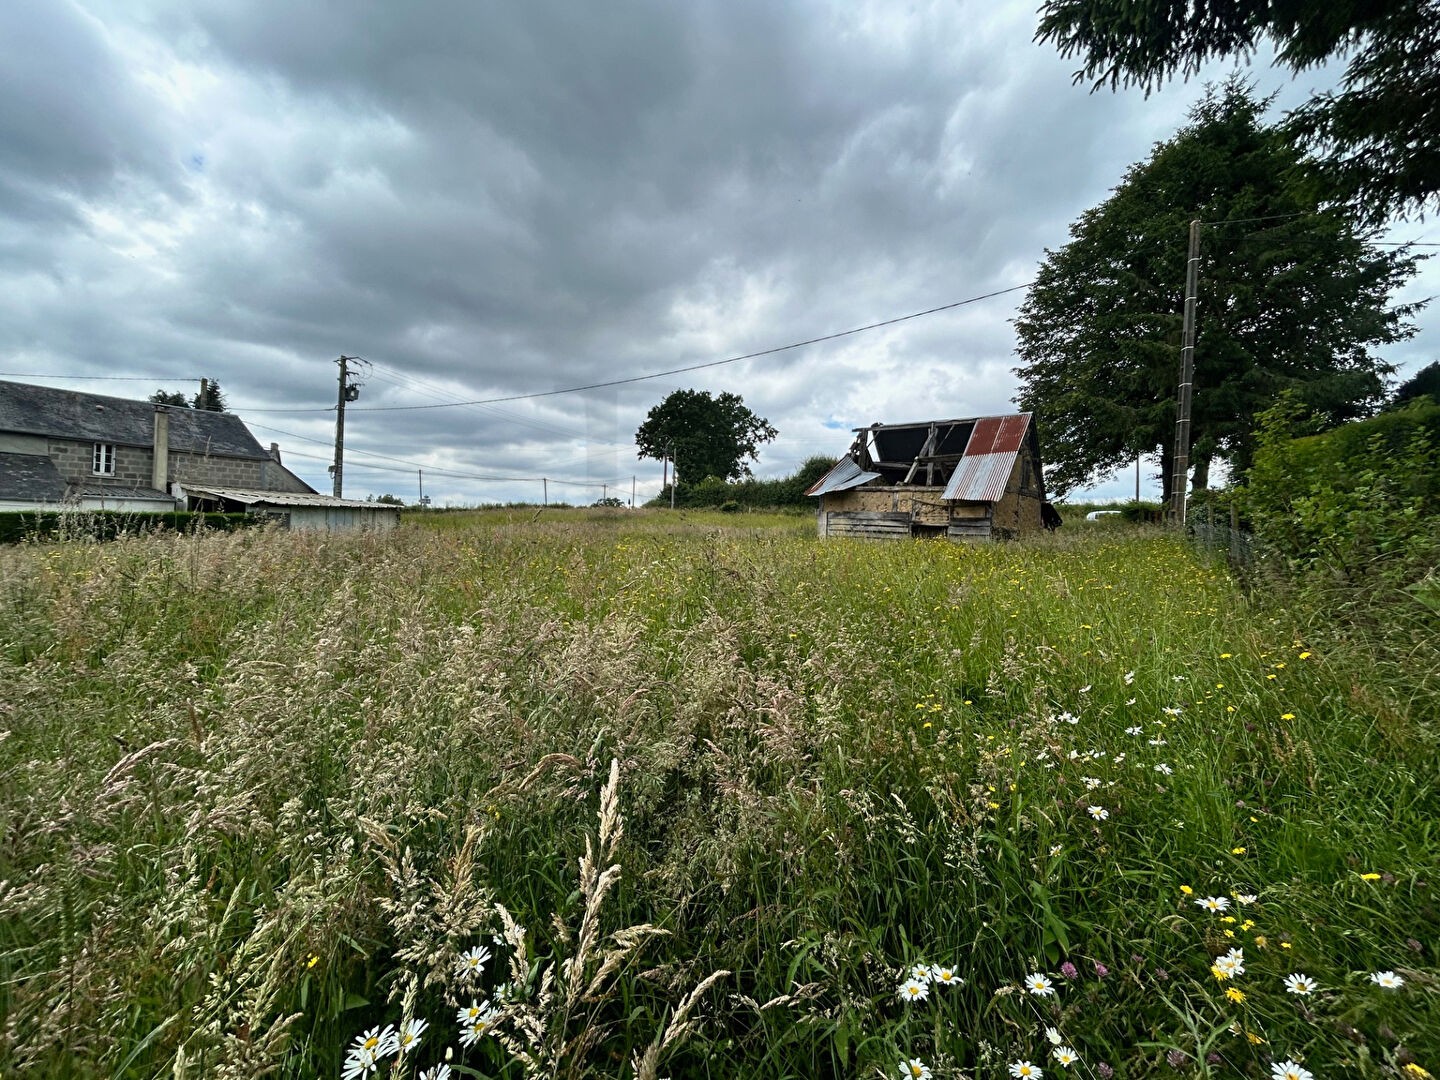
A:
[92,442,116,475]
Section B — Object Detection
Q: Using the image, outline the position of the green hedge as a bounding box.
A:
[1243,399,1439,595]
[0,510,262,544]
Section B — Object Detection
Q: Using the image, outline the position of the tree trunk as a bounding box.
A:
[1159,441,1176,510]
[1191,454,1211,491]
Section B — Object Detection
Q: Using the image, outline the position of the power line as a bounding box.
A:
[241,282,1036,414]
[0,372,193,381]
[251,420,621,489]
[281,446,616,487]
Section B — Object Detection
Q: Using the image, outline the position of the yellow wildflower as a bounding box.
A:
[1361,873,1382,881]
[1226,987,1246,1003]
[1246,1032,1266,1045]
[1180,885,1194,896]
[1254,936,1268,949]
[1403,1067,1433,1080]
[1280,713,1296,721]
[1232,847,1247,855]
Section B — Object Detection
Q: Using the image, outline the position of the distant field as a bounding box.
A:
[1,513,1434,1079]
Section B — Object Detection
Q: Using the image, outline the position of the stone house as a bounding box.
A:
[0,379,313,511]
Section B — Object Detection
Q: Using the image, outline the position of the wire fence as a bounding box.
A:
[1185,508,1257,574]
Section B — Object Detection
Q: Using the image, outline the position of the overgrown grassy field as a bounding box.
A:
[1,511,1435,1079]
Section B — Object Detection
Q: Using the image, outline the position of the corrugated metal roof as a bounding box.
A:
[184,486,395,511]
[942,414,1031,502]
[805,457,882,496]
[77,483,174,500]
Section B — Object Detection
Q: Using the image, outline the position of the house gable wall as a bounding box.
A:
[42,438,305,494]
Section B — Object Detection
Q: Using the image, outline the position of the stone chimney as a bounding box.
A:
[152,406,170,492]
[269,442,282,463]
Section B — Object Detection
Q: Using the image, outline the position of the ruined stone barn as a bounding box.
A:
[806,413,1053,541]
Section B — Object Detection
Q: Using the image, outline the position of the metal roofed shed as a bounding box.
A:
[808,412,1053,542]
[180,486,401,532]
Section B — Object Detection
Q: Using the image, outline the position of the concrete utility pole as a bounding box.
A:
[1171,219,1201,526]
[331,355,362,498]
[669,445,676,510]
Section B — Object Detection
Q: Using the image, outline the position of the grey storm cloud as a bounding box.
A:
[2,0,1434,505]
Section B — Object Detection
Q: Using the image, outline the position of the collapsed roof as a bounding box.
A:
[806,413,1036,502]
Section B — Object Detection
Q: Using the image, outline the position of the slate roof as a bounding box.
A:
[0,452,67,502]
[0,380,271,459]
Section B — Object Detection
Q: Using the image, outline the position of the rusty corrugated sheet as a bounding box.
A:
[942,414,1031,502]
[805,457,882,497]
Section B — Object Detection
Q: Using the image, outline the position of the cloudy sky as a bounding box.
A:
[3,0,1435,506]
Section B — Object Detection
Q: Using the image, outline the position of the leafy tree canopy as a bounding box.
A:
[1013,80,1423,502]
[635,389,777,486]
[1035,0,1440,221]
[192,380,227,412]
[148,380,229,412]
[1392,360,1440,406]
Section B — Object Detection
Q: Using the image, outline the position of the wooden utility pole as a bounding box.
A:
[332,355,361,498]
[1171,219,1201,525]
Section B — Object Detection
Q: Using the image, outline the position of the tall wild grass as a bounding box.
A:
[0,512,1434,1078]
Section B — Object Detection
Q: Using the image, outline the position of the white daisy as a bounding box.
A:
[1234,893,1258,905]
[1125,726,1143,736]
[419,1067,452,1080]
[456,1000,490,1025]
[1052,1046,1079,1067]
[1010,1061,1044,1079]
[1271,1061,1313,1080]
[1154,763,1174,775]
[1283,973,1318,996]
[342,1047,378,1080]
[1088,805,1109,821]
[1370,970,1404,989]
[1045,1026,1063,1046]
[1195,895,1231,913]
[932,965,963,987]
[1212,949,1245,979]
[1082,777,1102,789]
[1024,972,1056,996]
[394,1017,427,1055]
[349,1025,397,1062]
[900,1058,932,1079]
[910,963,934,983]
[457,944,492,978]
[459,1006,500,1047]
[897,977,930,1003]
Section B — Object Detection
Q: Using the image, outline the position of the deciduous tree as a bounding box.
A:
[635,389,777,487]
[1013,81,1422,503]
[1035,0,1440,222]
